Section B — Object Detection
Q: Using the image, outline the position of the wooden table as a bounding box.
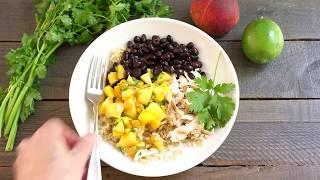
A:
[1,0,320,179]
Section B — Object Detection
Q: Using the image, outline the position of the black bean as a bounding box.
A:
[173,47,183,54]
[133,43,141,49]
[142,47,150,53]
[174,64,182,69]
[161,54,170,61]
[168,52,175,59]
[190,47,199,56]
[141,34,147,43]
[185,56,192,62]
[161,61,169,66]
[122,51,129,60]
[182,47,188,53]
[141,64,147,72]
[160,38,167,43]
[131,49,137,54]
[156,51,163,57]
[147,44,155,52]
[160,42,169,48]
[134,36,141,43]
[175,69,184,75]
[200,71,206,76]
[167,35,173,42]
[166,44,174,51]
[185,65,193,72]
[192,61,202,68]
[146,39,152,45]
[172,41,179,47]
[188,73,195,79]
[132,69,142,78]
[152,35,160,46]
[164,66,175,73]
[125,68,132,76]
[127,41,134,48]
[153,65,162,75]
[174,59,182,65]
[192,56,199,61]
[186,42,194,49]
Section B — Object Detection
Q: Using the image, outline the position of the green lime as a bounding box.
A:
[242,17,284,64]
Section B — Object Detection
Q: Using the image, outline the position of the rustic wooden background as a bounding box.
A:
[1,0,320,179]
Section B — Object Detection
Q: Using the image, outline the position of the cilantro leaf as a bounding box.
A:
[214,83,235,94]
[35,64,47,79]
[186,88,210,112]
[187,76,236,131]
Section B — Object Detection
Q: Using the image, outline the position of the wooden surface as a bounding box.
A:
[1,0,320,179]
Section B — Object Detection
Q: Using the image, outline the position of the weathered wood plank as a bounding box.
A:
[2,166,320,180]
[1,43,318,99]
[1,100,320,167]
[1,41,319,99]
[1,0,320,41]
[0,43,87,100]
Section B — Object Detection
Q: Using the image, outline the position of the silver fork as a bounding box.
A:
[86,56,106,180]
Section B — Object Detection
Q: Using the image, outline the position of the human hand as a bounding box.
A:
[14,118,96,180]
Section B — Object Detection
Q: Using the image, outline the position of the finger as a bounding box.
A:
[70,134,96,166]
[16,138,30,154]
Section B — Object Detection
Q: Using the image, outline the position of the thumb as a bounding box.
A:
[70,134,96,166]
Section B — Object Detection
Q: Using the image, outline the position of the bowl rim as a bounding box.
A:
[69,17,240,177]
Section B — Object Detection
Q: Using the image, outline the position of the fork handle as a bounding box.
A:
[87,106,102,180]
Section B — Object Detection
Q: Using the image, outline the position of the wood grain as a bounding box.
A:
[1,0,320,41]
[1,41,319,99]
[2,166,320,180]
[1,100,320,167]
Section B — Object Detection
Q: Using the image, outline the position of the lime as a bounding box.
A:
[242,17,284,64]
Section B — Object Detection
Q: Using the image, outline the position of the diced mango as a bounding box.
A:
[104,86,115,98]
[112,121,125,137]
[136,88,152,105]
[135,102,144,113]
[131,120,141,128]
[147,68,154,78]
[150,135,164,150]
[156,72,172,84]
[105,103,124,118]
[121,116,132,128]
[117,132,138,147]
[115,65,126,80]
[138,110,156,125]
[98,97,113,116]
[123,146,137,158]
[137,142,146,148]
[150,119,161,129]
[127,75,138,85]
[114,86,121,98]
[146,102,166,121]
[123,98,137,119]
[108,72,118,85]
[118,79,128,90]
[121,88,135,101]
[136,81,144,88]
[140,73,152,85]
[152,86,165,102]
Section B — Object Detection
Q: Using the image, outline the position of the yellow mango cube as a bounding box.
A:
[117,132,138,147]
[146,102,166,121]
[152,86,165,102]
[150,119,161,129]
[112,121,125,137]
[113,86,121,98]
[123,146,137,158]
[105,103,124,118]
[131,120,141,128]
[140,73,152,85]
[150,135,164,150]
[115,65,126,80]
[108,72,118,85]
[156,72,172,84]
[98,97,113,116]
[136,88,152,105]
[104,86,115,98]
[121,88,135,101]
[138,110,156,125]
[123,98,137,119]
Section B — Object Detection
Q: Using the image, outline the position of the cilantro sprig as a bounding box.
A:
[0,0,172,151]
[186,53,236,131]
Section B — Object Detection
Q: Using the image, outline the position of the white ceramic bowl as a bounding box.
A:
[69,18,239,177]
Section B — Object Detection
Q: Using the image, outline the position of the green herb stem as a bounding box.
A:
[5,105,21,151]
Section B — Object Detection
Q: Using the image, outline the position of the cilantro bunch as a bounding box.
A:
[186,53,236,131]
[0,0,171,151]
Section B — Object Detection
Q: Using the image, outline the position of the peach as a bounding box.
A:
[190,0,240,37]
